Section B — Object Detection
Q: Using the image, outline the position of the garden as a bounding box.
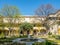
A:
[0,23,60,45]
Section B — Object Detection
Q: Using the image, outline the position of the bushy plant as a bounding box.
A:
[0,32,5,38]
[20,23,33,38]
[19,35,28,38]
[46,40,57,45]
[55,35,60,39]
[48,32,52,35]
[33,42,45,45]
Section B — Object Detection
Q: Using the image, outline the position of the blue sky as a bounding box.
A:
[0,0,60,16]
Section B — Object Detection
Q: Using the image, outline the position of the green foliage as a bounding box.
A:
[33,42,45,45]
[0,32,5,38]
[1,5,20,17]
[12,42,26,45]
[20,23,33,31]
[48,32,52,35]
[52,35,56,38]
[0,5,21,31]
[45,40,57,45]
[55,35,60,39]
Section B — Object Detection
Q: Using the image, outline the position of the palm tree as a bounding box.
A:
[20,23,33,38]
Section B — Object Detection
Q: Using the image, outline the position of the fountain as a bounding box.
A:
[12,38,45,45]
[28,35,31,38]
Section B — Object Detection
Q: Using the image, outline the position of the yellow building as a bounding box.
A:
[0,10,60,37]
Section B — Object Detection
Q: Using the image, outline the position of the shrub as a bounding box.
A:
[55,35,60,39]
[46,40,58,45]
[48,32,52,35]
[33,42,45,45]
[12,42,26,45]
[0,32,5,38]
[19,35,28,38]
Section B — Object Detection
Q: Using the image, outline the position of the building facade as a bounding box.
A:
[0,10,60,37]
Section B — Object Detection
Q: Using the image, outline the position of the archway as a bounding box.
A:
[40,29,47,35]
[33,29,38,35]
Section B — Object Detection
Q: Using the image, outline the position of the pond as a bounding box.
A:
[12,38,45,45]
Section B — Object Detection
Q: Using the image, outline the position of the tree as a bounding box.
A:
[1,5,20,23]
[0,15,5,31]
[35,4,55,15]
[20,23,33,38]
[1,5,19,16]
[0,5,20,36]
[1,5,20,24]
